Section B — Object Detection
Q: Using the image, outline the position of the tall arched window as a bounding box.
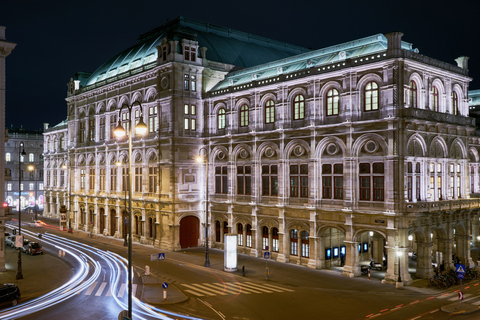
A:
[272,227,279,252]
[239,105,249,127]
[265,100,275,124]
[432,86,439,111]
[452,91,458,115]
[364,82,379,111]
[218,108,226,130]
[5,153,10,162]
[301,231,309,257]
[237,223,244,246]
[326,88,339,116]
[262,226,269,250]
[290,229,298,256]
[246,224,252,247]
[410,80,417,108]
[293,94,305,120]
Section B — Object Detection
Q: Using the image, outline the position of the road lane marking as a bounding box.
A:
[85,282,97,296]
[95,282,107,296]
[118,284,126,298]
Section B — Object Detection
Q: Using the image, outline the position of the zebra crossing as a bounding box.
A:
[181,281,294,297]
[437,291,480,305]
[73,281,137,298]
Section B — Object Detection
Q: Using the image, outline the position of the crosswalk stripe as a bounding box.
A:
[132,284,137,295]
[184,289,206,297]
[223,283,251,294]
[85,282,98,296]
[181,284,227,295]
[245,282,289,293]
[118,284,126,298]
[204,283,239,295]
[106,284,112,297]
[471,300,480,306]
[240,283,273,293]
[261,282,295,292]
[95,282,107,296]
[226,283,262,294]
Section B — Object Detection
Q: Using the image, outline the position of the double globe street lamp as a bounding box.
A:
[113,101,147,320]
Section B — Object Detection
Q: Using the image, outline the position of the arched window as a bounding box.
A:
[218,108,226,130]
[452,91,458,115]
[432,86,439,111]
[223,221,228,238]
[410,80,417,108]
[5,153,10,162]
[215,220,221,242]
[272,227,279,252]
[237,223,244,246]
[326,88,339,116]
[265,100,275,124]
[293,94,305,120]
[239,105,249,127]
[29,153,34,162]
[301,231,309,258]
[134,215,139,235]
[290,229,298,256]
[364,82,379,111]
[262,226,269,250]
[246,224,252,247]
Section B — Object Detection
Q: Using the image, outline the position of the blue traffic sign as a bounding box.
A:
[457,273,465,279]
[158,253,165,260]
[162,282,168,289]
[264,252,270,259]
[456,264,466,274]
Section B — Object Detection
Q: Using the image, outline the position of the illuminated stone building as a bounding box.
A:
[44,17,479,284]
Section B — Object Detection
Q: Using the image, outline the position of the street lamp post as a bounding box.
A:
[396,249,403,289]
[27,165,37,221]
[16,141,26,280]
[196,149,210,267]
[62,164,73,232]
[114,101,147,320]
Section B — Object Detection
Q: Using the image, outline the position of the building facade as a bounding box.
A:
[5,127,45,214]
[44,17,480,285]
[0,26,16,271]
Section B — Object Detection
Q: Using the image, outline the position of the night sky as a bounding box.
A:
[2,0,480,131]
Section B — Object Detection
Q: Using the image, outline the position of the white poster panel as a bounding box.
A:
[15,235,23,248]
[224,234,237,272]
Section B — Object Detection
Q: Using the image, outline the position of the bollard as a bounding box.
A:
[145,265,150,276]
[242,265,245,277]
[368,269,371,280]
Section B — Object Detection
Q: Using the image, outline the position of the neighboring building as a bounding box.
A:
[5,127,45,214]
[0,26,16,271]
[44,17,479,285]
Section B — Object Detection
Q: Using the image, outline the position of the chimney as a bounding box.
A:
[455,56,469,70]
[385,32,404,56]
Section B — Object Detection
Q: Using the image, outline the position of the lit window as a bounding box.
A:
[293,94,305,120]
[262,226,269,250]
[29,153,34,162]
[237,224,244,246]
[410,81,417,108]
[265,100,275,124]
[301,231,309,258]
[7,183,11,191]
[364,82,379,111]
[5,153,10,162]
[184,74,189,91]
[290,229,298,256]
[149,106,158,133]
[326,88,339,116]
[218,108,226,130]
[240,105,249,127]
[246,224,252,247]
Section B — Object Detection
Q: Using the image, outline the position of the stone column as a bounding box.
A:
[415,242,433,279]
[343,240,359,277]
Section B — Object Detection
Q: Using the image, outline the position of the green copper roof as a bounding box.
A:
[83,17,311,87]
[469,89,480,107]
[210,34,413,91]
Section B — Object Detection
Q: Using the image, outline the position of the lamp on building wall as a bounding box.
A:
[27,165,37,221]
[16,141,26,280]
[113,101,147,319]
[196,148,210,267]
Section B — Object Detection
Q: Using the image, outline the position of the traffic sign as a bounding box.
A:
[456,264,466,273]
[162,282,168,289]
[459,291,464,301]
[264,252,270,259]
[158,253,165,260]
[457,273,465,279]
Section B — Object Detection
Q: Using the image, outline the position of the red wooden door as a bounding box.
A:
[180,216,199,248]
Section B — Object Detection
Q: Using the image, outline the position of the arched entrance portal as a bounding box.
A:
[180,216,200,248]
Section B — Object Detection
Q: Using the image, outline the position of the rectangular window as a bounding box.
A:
[407,176,412,201]
[184,74,189,90]
[99,117,105,141]
[416,176,421,200]
[80,169,85,190]
[99,169,105,191]
[215,166,228,194]
[360,177,370,200]
[262,165,278,196]
[89,119,95,142]
[290,164,308,198]
[149,167,158,193]
[89,169,95,191]
[110,114,117,138]
[110,168,117,192]
[122,168,128,192]
[237,166,251,195]
[191,75,196,91]
[7,183,11,191]
[135,167,142,192]
[29,183,34,190]
[148,106,158,133]
[39,183,43,190]
[437,176,442,199]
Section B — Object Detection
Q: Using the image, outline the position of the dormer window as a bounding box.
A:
[184,46,196,62]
